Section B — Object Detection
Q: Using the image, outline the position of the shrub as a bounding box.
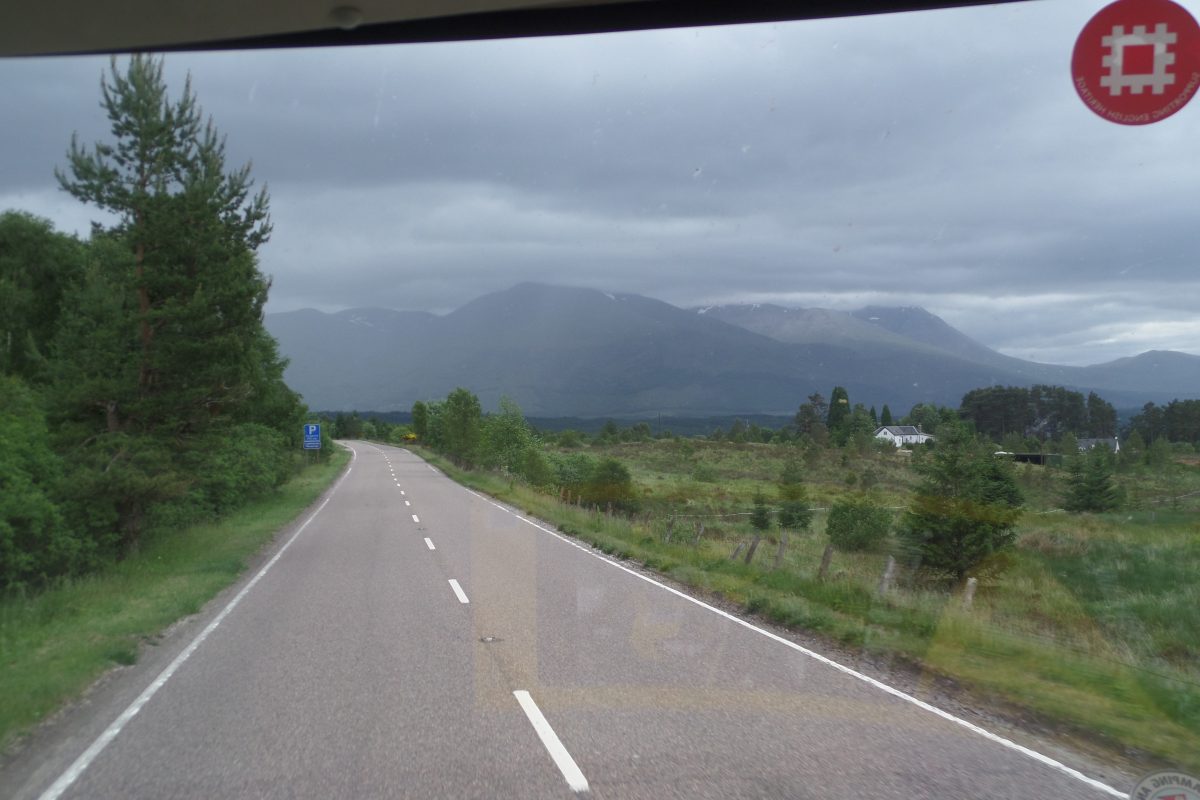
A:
[514,446,554,488]
[556,429,584,448]
[549,451,598,499]
[0,375,78,589]
[579,457,639,513]
[825,495,891,551]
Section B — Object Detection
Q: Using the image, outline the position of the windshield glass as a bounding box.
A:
[1,0,1197,796]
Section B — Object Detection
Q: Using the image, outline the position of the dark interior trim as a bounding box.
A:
[147,0,1029,54]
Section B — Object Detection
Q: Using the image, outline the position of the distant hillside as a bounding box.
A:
[265,284,1200,415]
[701,302,1200,405]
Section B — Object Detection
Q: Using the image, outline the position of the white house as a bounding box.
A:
[874,425,934,447]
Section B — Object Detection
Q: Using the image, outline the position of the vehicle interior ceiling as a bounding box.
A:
[3,0,1028,56]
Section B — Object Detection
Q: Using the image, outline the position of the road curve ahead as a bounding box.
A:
[7,441,1129,800]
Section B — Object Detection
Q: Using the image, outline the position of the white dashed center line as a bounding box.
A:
[448,579,469,604]
[411,514,420,523]
[513,691,589,793]
[424,538,435,550]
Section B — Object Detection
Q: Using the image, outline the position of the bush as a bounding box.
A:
[549,451,598,499]
[189,424,292,514]
[514,446,554,488]
[579,457,639,513]
[0,375,79,590]
[556,429,584,448]
[825,495,891,551]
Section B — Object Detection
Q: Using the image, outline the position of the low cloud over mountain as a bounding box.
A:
[266,284,1200,416]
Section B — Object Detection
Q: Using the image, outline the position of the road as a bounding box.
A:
[3,441,1131,799]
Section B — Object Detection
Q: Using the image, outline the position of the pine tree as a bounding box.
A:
[825,386,854,448]
[50,55,292,554]
[1064,448,1120,512]
[827,386,850,437]
[880,404,894,426]
[57,55,272,435]
[897,423,1022,580]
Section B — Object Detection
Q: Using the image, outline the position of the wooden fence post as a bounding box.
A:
[743,534,763,565]
[876,555,896,597]
[962,577,978,610]
[817,542,835,581]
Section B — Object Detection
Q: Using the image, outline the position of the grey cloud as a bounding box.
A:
[2,0,1198,366]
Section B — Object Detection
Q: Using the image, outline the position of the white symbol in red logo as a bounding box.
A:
[1100,22,1177,95]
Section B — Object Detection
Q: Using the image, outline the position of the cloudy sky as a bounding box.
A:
[2,0,1199,366]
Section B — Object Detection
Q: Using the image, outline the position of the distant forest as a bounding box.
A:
[325,384,1200,448]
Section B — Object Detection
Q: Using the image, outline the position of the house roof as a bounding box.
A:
[875,426,924,436]
[1077,438,1119,450]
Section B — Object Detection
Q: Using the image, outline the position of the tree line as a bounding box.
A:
[392,381,1155,580]
[1127,399,1200,445]
[1,57,309,592]
[407,391,641,513]
[388,388,1033,584]
[959,385,1117,443]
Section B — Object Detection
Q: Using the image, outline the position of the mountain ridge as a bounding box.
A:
[264,283,1199,414]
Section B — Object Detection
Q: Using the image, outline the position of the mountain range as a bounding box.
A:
[264,283,1200,416]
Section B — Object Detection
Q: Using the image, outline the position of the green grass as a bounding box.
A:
[414,441,1200,773]
[0,445,350,752]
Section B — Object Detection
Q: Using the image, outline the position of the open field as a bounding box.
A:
[0,447,351,753]
[414,438,1200,772]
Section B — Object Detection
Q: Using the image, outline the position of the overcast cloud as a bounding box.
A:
[2,0,1199,365]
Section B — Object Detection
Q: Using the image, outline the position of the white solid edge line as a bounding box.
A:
[424,537,435,550]
[37,444,359,800]
[513,690,589,793]
[448,578,469,604]
[454,486,1125,799]
[411,514,420,523]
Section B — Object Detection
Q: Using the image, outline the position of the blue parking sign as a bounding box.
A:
[303,423,322,450]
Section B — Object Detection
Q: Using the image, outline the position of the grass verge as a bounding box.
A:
[0,446,350,752]
[411,445,1199,774]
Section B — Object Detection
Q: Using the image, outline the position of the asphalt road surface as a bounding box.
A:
[3,442,1132,799]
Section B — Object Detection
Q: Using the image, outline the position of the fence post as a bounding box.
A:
[743,534,763,565]
[663,516,676,544]
[730,541,745,561]
[691,522,705,546]
[962,577,978,610]
[876,555,896,597]
[773,530,789,570]
[817,542,835,581]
